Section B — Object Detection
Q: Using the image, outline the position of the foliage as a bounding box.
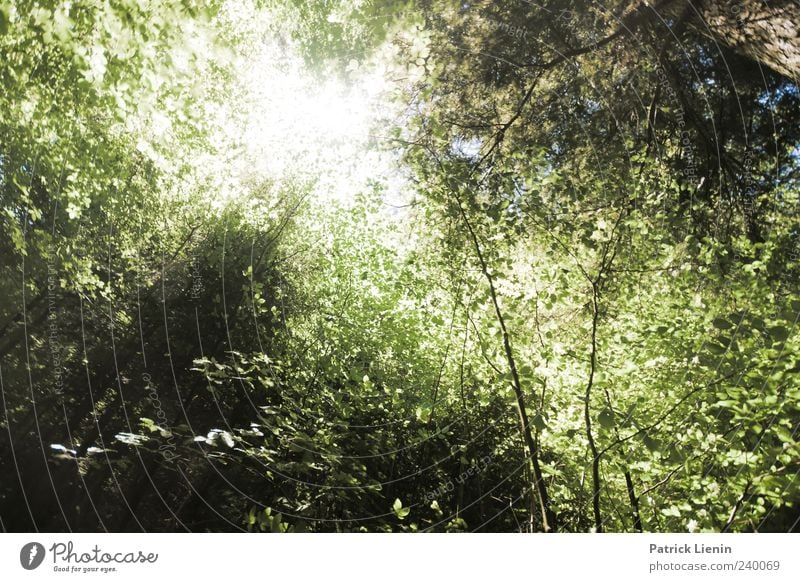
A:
[0,0,797,533]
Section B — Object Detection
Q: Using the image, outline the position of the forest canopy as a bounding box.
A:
[0,0,798,533]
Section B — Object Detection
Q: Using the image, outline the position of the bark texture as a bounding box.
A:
[660,0,800,80]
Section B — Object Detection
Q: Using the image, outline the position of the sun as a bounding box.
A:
[197,27,394,206]
[239,55,374,172]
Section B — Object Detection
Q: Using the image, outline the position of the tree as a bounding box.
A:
[1,0,797,533]
[658,0,800,80]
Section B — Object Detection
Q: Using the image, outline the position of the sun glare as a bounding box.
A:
[192,17,407,213]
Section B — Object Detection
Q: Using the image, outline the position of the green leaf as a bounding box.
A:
[712,317,733,330]
[416,406,431,423]
[597,408,615,429]
[773,425,794,444]
[392,498,410,520]
[642,435,660,453]
[0,6,8,35]
[667,447,686,464]
[661,505,681,517]
[540,463,563,477]
[768,326,790,341]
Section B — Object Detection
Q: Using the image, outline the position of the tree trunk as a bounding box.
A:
[660,0,800,79]
[453,194,557,532]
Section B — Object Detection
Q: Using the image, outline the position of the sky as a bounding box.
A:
[193,6,414,215]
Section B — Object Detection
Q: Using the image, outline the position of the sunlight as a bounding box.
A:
[3,0,798,544]
[239,56,375,180]
[195,13,404,211]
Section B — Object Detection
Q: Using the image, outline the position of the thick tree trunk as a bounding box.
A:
[699,0,799,79]
[660,0,800,79]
